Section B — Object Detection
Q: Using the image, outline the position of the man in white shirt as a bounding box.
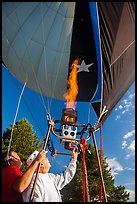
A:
[23,149,79,202]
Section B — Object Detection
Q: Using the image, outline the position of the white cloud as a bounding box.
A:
[125,167,135,171]
[119,105,123,109]
[115,115,121,120]
[132,105,135,109]
[125,154,131,160]
[121,110,126,114]
[126,189,135,202]
[123,93,135,110]
[128,93,135,100]
[123,99,128,104]
[122,140,127,149]
[115,91,135,119]
[123,130,135,139]
[124,101,132,109]
[127,140,135,152]
[122,130,135,159]
[106,157,123,176]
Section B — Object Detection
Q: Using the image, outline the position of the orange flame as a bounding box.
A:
[64,59,79,110]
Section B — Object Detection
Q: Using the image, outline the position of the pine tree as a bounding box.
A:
[2,118,43,173]
[61,143,130,202]
[110,185,130,202]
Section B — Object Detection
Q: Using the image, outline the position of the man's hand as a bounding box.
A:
[71,148,79,160]
[35,150,46,164]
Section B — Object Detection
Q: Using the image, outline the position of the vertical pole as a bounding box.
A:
[81,143,86,202]
[80,138,90,202]
[100,122,103,202]
[29,119,53,202]
[91,131,108,202]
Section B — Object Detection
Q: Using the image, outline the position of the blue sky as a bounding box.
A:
[2,65,135,201]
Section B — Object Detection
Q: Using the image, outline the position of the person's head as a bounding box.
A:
[39,155,51,173]
[26,150,51,173]
[2,150,22,169]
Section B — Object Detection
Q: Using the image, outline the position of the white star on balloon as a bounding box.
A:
[73,60,94,73]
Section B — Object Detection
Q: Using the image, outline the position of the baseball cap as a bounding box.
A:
[26,150,48,166]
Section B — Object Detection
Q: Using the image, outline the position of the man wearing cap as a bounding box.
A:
[23,149,79,202]
[2,149,46,202]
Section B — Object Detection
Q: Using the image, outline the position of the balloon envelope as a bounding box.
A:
[2,2,135,123]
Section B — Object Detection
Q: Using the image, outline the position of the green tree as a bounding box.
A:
[61,143,129,202]
[110,185,130,202]
[2,118,43,173]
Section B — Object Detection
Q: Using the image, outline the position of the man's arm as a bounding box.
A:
[50,149,79,190]
[13,150,45,193]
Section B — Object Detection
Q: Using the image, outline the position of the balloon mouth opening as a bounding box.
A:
[61,108,77,123]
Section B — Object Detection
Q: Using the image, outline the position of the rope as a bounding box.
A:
[94,106,108,130]
[40,2,50,114]
[104,40,135,73]
[14,7,50,117]
[7,81,27,161]
[48,5,69,110]
[40,2,69,112]
[10,71,46,139]
[91,131,108,202]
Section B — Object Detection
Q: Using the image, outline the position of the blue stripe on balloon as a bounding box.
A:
[89,2,102,103]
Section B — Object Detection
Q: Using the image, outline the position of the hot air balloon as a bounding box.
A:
[2,2,135,202]
[2,2,135,125]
